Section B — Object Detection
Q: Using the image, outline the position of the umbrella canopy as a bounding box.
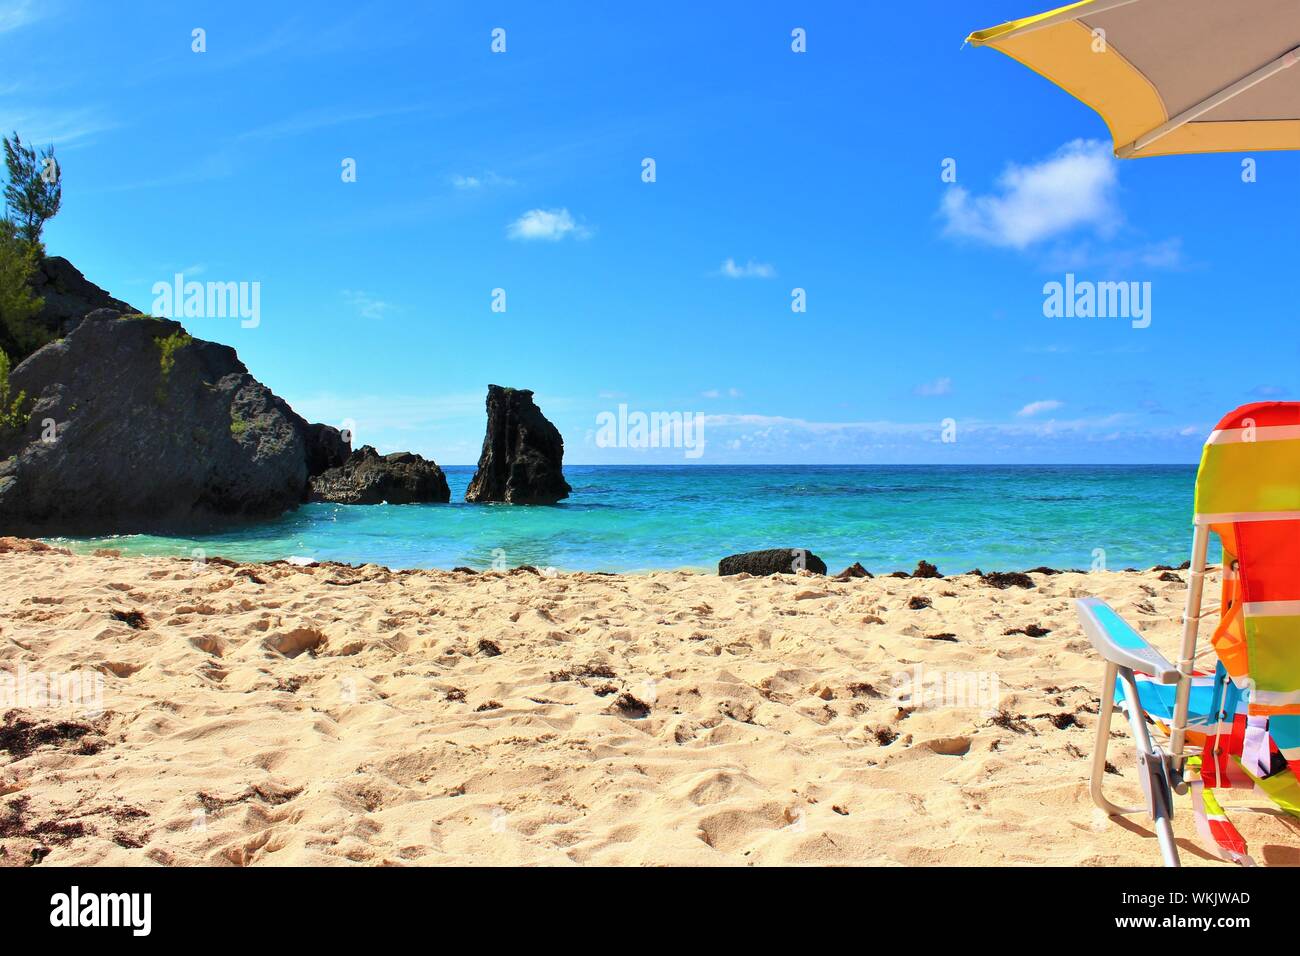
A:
[967,0,1300,157]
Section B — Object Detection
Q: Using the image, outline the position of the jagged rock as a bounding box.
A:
[304,422,350,479]
[0,310,336,535]
[29,257,133,340]
[308,446,450,505]
[718,548,828,576]
[464,385,570,504]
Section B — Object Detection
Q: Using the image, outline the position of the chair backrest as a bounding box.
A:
[1195,402,1300,715]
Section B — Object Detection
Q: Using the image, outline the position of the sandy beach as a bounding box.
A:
[2,536,1294,867]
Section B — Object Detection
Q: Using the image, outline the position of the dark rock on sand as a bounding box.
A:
[719,548,828,576]
[912,560,942,579]
[1157,571,1185,583]
[907,595,933,610]
[309,446,450,505]
[1024,566,1061,575]
[834,561,872,579]
[0,311,339,535]
[464,385,571,504]
[980,571,1036,590]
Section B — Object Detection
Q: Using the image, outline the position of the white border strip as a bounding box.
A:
[1252,688,1300,707]
[1206,424,1300,445]
[1243,600,1300,618]
[1196,510,1300,526]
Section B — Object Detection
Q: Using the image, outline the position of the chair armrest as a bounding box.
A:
[1074,597,1180,684]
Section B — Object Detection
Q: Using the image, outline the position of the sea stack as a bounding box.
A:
[465,385,571,504]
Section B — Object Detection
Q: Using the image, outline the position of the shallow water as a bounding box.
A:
[58,464,1210,573]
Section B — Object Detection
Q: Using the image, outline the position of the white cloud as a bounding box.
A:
[237,104,426,142]
[342,289,395,320]
[453,171,516,190]
[1041,236,1185,273]
[716,257,775,279]
[914,377,952,397]
[1017,399,1064,418]
[0,0,44,33]
[940,139,1118,249]
[702,387,743,399]
[1251,385,1287,398]
[0,107,116,148]
[507,208,589,241]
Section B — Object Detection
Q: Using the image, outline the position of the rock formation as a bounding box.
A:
[718,548,828,576]
[309,445,450,505]
[29,256,133,340]
[464,385,571,504]
[0,310,347,535]
[304,422,350,478]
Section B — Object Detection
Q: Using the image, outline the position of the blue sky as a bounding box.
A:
[3,0,1296,464]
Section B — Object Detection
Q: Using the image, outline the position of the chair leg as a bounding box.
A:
[1115,666,1182,867]
[1092,661,1145,816]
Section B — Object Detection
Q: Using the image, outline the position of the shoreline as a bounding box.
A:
[5,535,1281,867]
[44,538,1192,579]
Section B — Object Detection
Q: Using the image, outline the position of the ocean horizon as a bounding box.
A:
[57,463,1209,573]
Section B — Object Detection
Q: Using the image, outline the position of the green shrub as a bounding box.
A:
[154,331,192,403]
[0,218,45,362]
[0,348,28,432]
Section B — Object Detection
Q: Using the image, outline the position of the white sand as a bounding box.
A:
[2,537,1291,866]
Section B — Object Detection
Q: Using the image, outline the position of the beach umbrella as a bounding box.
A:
[966,0,1300,157]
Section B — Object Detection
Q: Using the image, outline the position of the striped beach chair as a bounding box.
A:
[1077,401,1300,866]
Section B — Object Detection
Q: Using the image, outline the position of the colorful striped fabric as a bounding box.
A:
[1188,402,1300,860]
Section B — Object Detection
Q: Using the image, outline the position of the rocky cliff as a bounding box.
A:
[0,310,348,535]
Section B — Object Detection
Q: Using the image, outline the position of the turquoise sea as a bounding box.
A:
[57,465,1209,574]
